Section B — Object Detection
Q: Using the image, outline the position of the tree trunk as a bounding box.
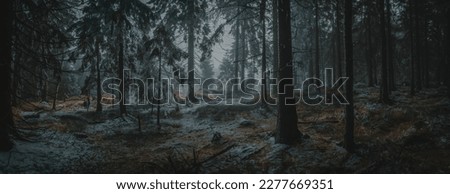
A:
[335,0,343,83]
[118,23,126,114]
[414,0,422,91]
[187,0,197,103]
[95,37,102,113]
[423,22,430,88]
[157,52,162,129]
[261,0,267,103]
[240,21,246,84]
[379,0,390,103]
[276,0,302,145]
[272,0,278,97]
[0,0,14,151]
[314,0,321,87]
[365,5,374,87]
[409,0,415,95]
[344,0,354,152]
[386,0,395,92]
[235,9,240,81]
[446,6,450,98]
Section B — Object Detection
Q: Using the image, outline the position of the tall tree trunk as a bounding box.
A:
[157,52,162,129]
[0,0,14,151]
[344,0,354,152]
[379,0,390,103]
[118,23,126,114]
[240,21,246,84]
[335,0,343,83]
[272,0,278,97]
[95,37,102,113]
[314,0,321,87]
[365,5,374,87]
[446,6,450,98]
[409,0,415,95]
[187,0,197,103]
[423,22,430,88]
[235,17,240,80]
[276,0,302,145]
[261,0,267,103]
[386,0,395,92]
[414,0,422,91]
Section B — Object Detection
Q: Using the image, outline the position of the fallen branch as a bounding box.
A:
[199,143,236,165]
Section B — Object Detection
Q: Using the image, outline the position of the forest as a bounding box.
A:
[0,0,450,173]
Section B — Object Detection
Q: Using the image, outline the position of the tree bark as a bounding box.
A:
[157,52,162,129]
[386,0,395,92]
[240,21,246,84]
[365,5,374,87]
[409,0,415,95]
[414,0,422,91]
[261,0,267,104]
[379,0,390,103]
[0,0,14,151]
[188,0,198,103]
[344,0,355,152]
[446,5,450,98]
[335,0,343,83]
[314,0,321,87]
[118,27,126,114]
[272,0,279,97]
[95,37,102,113]
[276,0,302,145]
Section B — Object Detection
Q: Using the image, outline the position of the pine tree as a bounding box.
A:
[276,0,302,145]
[0,0,14,151]
[344,0,355,152]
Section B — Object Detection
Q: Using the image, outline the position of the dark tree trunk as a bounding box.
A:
[365,4,374,87]
[0,0,14,151]
[314,0,321,86]
[95,38,102,113]
[187,0,197,103]
[409,0,415,95]
[260,0,267,103]
[157,52,162,129]
[272,0,278,97]
[335,0,343,83]
[240,21,246,84]
[344,0,354,152]
[423,22,430,88]
[414,0,422,91]
[118,29,126,114]
[235,15,240,80]
[379,0,390,103]
[386,0,395,92]
[276,0,302,145]
[447,7,450,98]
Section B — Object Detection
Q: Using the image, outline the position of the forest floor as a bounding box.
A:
[1,86,450,173]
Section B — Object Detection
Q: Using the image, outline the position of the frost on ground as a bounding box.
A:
[1,86,450,173]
